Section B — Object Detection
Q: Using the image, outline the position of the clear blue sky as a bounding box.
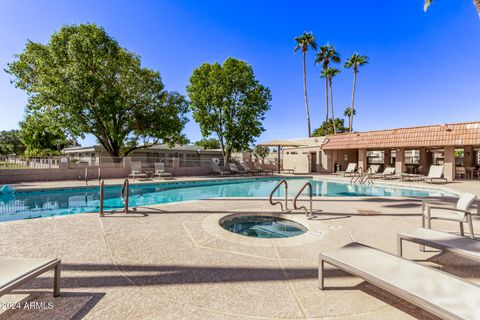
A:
[1,1,479,147]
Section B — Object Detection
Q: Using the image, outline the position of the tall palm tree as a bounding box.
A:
[424,0,480,17]
[294,32,318,137]
[320,67,341,134]
[315,44,341,123]
[344,53,368,132]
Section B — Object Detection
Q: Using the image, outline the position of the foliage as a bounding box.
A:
[253,145,270,160]
[343,107,356,117]
[312,118,348,137]
[424,0,480,17]
[186,58,271,163]
[344,53,369,73]
[6,23,188,157]
[0,130,26,155]
[19,112,72,156]
[194,137,220,149]
[315,44,341,69]
[293,32,318,53]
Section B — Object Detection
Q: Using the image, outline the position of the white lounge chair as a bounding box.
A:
[373,167,396,179]
[343,163,357,177]
[128,162,147,180]
[423,165,448,184]
[241,163,259,175]
[152,163,172,179]
[365,164,381,176]
[398,227,480,262]
[1,256,61,297]
[422,192,478,238]
[319,242,480,319]
[212,162,230,176]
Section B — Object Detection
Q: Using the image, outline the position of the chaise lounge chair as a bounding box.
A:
[422,192,478,238]
[212,162,231,176]
[398,227,480,262]
[128,162,148,180]
[422,165,448,184]
[343,163,357,177]
[373,167,396,179]
[1,256,61,297]
[241,163,259,175]
[229,163,248,176]
[253,163,273,175]
[319,242,480,319]
[152,162,172,179]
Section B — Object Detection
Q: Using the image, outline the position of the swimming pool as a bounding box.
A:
[0,177,455,222]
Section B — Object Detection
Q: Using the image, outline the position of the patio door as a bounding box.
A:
[310,152,317,172]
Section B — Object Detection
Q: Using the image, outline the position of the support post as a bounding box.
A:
[277,145,281,174]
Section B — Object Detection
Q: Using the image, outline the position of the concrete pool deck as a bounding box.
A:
[1,177,480,319]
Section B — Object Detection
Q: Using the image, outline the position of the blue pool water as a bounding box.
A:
[220,215,307,238]
[0,177,454,222]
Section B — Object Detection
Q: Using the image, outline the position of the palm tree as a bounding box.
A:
[315,44,341,123]
[343,106,356,119]
[424,0,480,17]
[294,32,318,137]
[344,53,368,132]
[320,67,341,134]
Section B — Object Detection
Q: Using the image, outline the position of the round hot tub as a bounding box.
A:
[220,215,307,238]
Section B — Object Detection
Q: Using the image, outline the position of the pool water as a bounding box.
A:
[220,215,307,238]
[0,177,454,222]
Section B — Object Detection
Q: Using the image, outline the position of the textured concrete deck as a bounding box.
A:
[1,192,480,319]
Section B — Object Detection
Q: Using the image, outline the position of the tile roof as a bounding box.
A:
[321,122,480,150]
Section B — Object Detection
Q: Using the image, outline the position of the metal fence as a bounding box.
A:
[67,157,125,169]
[0,156,61,170]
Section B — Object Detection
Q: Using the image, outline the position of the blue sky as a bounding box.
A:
[0,1,479,146]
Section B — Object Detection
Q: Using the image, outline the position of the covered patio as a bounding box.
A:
[321,122,480,181]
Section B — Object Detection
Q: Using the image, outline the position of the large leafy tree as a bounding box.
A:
[315,44,341,123]
[320,67,341,134]
[194,138,220,150]
[6,24,188,157]
[312,118,348,137]
[344,53,368,132]
[19,112,72,156]
[187,58,271,164]
[424,0,480,17]
[294,32,318,137]
[0,130,26,155]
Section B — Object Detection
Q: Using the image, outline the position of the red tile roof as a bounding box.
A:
[321,122,480,150]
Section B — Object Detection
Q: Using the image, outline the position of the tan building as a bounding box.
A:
[260,122,480,181]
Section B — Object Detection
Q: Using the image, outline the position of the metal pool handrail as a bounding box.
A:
[293,182,313,216]
[121,178,130,213]
[99,179,105,216]
[350,167,364,184]
[269,179,288,211]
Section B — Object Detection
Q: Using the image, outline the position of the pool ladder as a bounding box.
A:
[269,180,313,216]
[350,167,374,185]
[99,178,130,216]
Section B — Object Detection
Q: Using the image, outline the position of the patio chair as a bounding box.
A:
[366,164,381,176]
[253,162,273,175]
[456,167,466,179]
[0,256,61,297]
[128,162,148,180]
[373,167,396,179]
[229,163,247,176]
[152,162,172,179]
[343,163,357,177]
[319,242,480,319]
[422,192,478,238]
[422,165,448,184]
[211,162,230,176]
[241,163,259,175]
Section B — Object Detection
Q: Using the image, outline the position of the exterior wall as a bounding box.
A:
[443,146,455,181]
[358,149,367,172]
[282,153,309,173]
[282,146,327,173]
[395,148,406,173]
[334,149,358,172]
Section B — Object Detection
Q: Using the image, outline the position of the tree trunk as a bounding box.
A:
[303,52,311,137]
[350,71,357,132]
[329,78,336,134]
[324,76,329,123]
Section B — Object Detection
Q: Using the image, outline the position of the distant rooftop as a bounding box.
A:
[321,122,480,150]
